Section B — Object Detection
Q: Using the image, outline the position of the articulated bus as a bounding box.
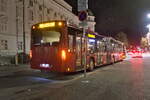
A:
[30,20,125,72]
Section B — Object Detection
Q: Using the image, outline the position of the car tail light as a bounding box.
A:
[61,50,66,60]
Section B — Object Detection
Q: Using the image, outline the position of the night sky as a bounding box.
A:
[65,0,150,45]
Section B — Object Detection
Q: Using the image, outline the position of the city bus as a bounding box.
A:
[30,20,125,72]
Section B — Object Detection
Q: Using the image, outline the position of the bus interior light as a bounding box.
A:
[89,39,95,43]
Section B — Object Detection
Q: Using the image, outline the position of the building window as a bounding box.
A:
[0,16,8,33]
[34,0,37,3]
[60,15,63,19]
[39,5,42,11]
[0,0,7,13]
[0,40,8,50]
[28,10,33,21]
[47,9,50,14]
[18,42,23,50]
[54,12,57,17]
[29,0,33,7]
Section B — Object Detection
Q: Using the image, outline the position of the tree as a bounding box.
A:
[141,37,148,48]
[115,32,128,46]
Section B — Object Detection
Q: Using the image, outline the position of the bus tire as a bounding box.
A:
[89,59,95,71]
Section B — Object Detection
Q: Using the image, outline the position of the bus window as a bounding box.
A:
[32,30,61,45]
[76,37,81,53]
[97,40,102,52]
[76,36,82,66]
[68,35,73,51]
[88,38,96,53]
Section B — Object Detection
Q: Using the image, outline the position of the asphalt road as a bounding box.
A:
[0,54,150,100]
[0,68,83,89]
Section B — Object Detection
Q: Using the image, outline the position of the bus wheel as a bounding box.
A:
[89,59,95,71]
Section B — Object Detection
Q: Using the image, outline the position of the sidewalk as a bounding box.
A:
[0,64,31,77]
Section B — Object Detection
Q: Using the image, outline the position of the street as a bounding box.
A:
[0,54,150,100]
[1,0,150,100]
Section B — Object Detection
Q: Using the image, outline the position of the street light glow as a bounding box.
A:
[147,14,150,18]
[146,24,150,28]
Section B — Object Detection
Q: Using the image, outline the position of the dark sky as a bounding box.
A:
[65,0,150,45]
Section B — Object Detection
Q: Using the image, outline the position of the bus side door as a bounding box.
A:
[76,36,82,68]
[75,35,87,70]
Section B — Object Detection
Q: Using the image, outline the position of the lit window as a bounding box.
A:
[18,42,23,50]
[0,40,8,50]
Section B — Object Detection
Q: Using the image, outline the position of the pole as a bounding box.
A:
[15,1,18,65]
[77,0,88,78]
[83,26,87,78]
[42,0,44,22]
[23,0,26,63]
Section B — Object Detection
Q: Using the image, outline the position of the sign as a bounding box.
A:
[88,34,96,38]
[78,0,88,11]
[39,22,55,28]
[78,11,87,21]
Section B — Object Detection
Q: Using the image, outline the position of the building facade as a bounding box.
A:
[86,10,96,32]
[147,32,150,46]
[0,0,79,57]
[0,0,96,65]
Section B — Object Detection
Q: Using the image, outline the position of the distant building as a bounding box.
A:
[141,37,148,47]
[147,32,150,45]
[0,0,79,57]
[86,9,96,32]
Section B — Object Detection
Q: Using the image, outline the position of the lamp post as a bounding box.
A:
[15,0,18,65]
[147,14,150,19]
[78,0,88,78]
[23,0,26,63]
[146,14,150,51]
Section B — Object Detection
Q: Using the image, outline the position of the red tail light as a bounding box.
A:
[61,50,66,60]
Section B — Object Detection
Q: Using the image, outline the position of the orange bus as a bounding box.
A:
[30,20,125,72]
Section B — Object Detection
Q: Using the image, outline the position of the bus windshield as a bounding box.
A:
[32,29,61,45]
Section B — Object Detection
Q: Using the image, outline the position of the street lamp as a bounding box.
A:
[147,14,150,19]
[146,24,150,32]
[22,0,26,63]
